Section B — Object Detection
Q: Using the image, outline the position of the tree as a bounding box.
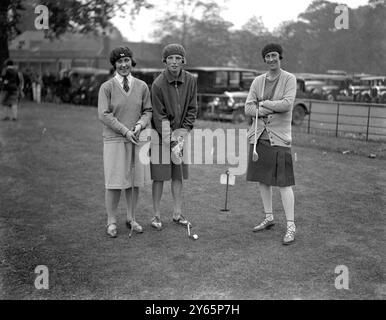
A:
[0,0,153,67]
[152,0,226,48]
[0,0,24,67]
[187,13,234,66]
[241,16,268,37]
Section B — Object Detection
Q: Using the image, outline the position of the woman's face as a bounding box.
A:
[115,57,132,77]
[264,51,281,71]
[165,54,184,76]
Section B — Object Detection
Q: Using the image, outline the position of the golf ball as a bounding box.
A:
[192,234,198,240]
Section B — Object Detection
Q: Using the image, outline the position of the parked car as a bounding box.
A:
[185,67,263,122]
[86,73,111,106]
[347,73,373,102]
[296,73,352,101]
[58,67,110,105]
[132,67,263,123]
[358,76,386,103]
[131,68,162,90]
[292,77,313,125]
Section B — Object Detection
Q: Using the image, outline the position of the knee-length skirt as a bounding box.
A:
[246,139,295,187]
[103,140,151,189]
[150,142,188,181]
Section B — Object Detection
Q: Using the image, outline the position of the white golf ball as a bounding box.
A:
[192,234,198,240]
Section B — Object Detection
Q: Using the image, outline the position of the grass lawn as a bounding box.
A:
[0,102,385,300]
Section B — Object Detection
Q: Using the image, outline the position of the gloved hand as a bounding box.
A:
[171,136,184,164]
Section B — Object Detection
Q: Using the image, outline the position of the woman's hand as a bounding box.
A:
[258,106,273,117]
[132,124,142,139]
[125,130,139,145]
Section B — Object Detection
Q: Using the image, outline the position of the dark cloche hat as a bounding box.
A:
[261,43,283,60]
[110,46,137,67]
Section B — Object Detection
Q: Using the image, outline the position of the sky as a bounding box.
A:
[111,0,369,42]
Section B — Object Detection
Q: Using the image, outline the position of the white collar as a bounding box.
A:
[115,72,132,88]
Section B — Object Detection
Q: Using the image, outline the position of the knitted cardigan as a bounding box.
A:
[245,70,297,147]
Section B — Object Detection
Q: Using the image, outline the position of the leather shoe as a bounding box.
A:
[283,225,296,245]
[126,220,143,233]
[151,216,162,230]
[253,218,275,232]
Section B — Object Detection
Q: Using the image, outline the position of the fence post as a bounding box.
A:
[198,94,202,119]
[335,103,340,138]
[366,105,371,142]
[307,101,312,134]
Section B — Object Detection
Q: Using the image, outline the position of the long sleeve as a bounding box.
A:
[98,82,129,136]
[181,77,197,131]
[151,82,172,145]
[263,75,296,113]
[245,78,259,116]
[136,84,152,129]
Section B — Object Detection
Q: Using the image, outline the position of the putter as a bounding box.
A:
[175,138,192,229]
[176,141,198,240]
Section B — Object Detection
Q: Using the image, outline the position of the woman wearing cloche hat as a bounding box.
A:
[98,46,152,238]
[245,43,298,245]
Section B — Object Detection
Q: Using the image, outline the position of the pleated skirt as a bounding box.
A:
[246,139,295,187]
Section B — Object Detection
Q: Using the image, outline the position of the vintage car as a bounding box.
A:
[359,76,386,103]
[296,73,352,101]
[131,68,162,90]
[185,67,263,123]
[58,67,110,105]
[291,77,312,125]
[131,67,263,123]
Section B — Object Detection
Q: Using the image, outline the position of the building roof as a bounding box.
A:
[9,31,163,68]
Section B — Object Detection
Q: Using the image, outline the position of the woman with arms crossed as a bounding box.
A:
[245,43,297,245]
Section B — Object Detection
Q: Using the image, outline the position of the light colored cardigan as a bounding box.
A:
[98,77,152,142]
[245,70,297,147]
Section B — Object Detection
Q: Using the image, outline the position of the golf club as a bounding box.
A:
[252,107,259,162]
[187,222,198,240]
[128,129,137,238]
[174,139,198,241]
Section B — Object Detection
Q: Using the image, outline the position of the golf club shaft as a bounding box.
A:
[129,142,135,237]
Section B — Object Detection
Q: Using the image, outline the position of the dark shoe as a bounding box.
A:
[151,216,162,230]
[283,225,296,245]
[126,220,143,233]
[253,218,275,232]
[2,117,10,121]
[173,214,190,227]
[106,223,117,238]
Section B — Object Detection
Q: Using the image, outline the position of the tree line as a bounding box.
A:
[1,0,385,75]
[155,0,386,75]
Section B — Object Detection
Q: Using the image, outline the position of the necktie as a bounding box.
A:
[123,76,129,92]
